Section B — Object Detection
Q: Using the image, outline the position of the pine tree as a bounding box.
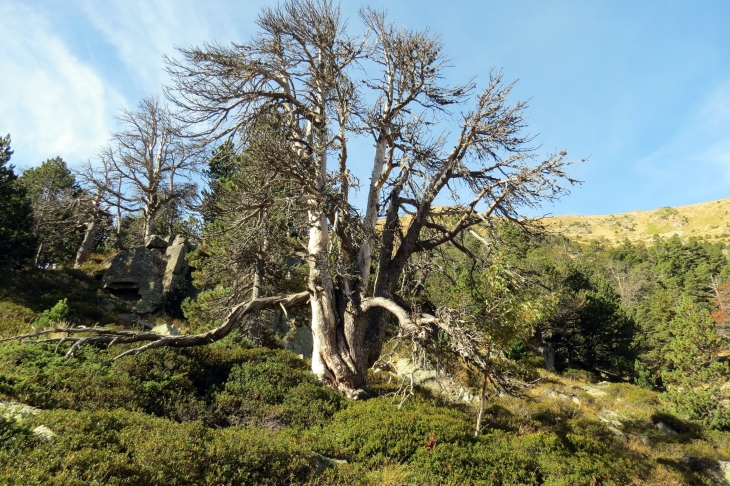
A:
[660,298,730,429]
[0,134,36,269]
[19,157,82,266]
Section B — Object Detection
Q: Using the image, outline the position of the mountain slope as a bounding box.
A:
[545,197,730,244]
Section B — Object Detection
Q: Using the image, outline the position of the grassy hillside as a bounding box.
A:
[544,198,730,245]
[2,268,730,484]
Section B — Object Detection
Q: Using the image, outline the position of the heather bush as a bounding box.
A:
[0,342,343,428]
[312,397,472,467]
[0,409,316,485]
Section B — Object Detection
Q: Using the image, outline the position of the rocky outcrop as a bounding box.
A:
[102,235,191,314]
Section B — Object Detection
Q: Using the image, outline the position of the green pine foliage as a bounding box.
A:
[185,139,307,335]
[0,409,317,486]
[33,299,70,327]
[0,134,36,269]
[659,298,730,429]
[551,270,637,375]
[18,157,83,266]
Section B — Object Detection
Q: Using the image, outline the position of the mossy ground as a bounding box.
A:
[1,268,729,485]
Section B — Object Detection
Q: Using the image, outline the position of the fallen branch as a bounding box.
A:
[1,291,310,360]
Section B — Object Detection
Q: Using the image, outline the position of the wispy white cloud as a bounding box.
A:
[71,0,255,89]
[635,79,730,198]
[0,2,126,168]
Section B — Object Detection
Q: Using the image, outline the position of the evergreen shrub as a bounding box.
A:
[312,397,472,467]
[0,409,316,485]
[33,298,69,327]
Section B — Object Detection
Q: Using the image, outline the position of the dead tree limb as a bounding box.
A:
[2,291,310,359]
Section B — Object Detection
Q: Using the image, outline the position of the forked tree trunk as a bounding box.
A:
[308,208,369,396]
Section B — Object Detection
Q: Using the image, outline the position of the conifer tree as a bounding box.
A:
[660,298,730,429]
[0,134,35,269]
[19,157,82,266]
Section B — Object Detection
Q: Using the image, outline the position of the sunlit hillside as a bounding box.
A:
[544,197,730,245]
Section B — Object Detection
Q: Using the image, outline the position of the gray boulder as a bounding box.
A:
[0,401,40,421]
[103,235,191,315]
[145,235,169,249]
[656,421,678,435]
[103,248,154,291]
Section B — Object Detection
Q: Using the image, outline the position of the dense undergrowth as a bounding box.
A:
[1,269,730,485]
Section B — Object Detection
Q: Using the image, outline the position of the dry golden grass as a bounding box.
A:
[544,197,730,245]
[488,369,730,485]
[368,463,414,486]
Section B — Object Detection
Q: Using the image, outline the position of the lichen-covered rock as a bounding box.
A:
[656,421,678,435]
[103,248,154,291]
[606,425,627,441]
[283,325,313,358]
[1,402,55,441]
[144,235,169,249]
[150,323,182,336]
[0,402,40,422]
[162,242,188,294]
[33,425,55,440]
[135,281,165,314]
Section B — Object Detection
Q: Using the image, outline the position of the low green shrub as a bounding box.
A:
[0,416,35,455]
[633,359,656,390]
[408,426,644,486]
[34,298,69,327]
[565,418,620,454]
[562,367,598,383]
[0,342,343,429]
[0,408,317,485]
[0,269,112,325]
[0,301,36,337]
[211,349,343,428]
[312,397,472,467]
[408,431,544,485]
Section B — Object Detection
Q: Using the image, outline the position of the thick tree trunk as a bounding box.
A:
[308,208,368,397]
[528,340,556,371]
[143,213,155,239]
[74,219,99,268]
[247,242,266,342]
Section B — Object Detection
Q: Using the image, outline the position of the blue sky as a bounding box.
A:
[2,0,730,216]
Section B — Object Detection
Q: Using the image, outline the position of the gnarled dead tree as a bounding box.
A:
[163,0,578,397]
[102,95,204,239]
[73,157,118,267]
[7,0,579,398]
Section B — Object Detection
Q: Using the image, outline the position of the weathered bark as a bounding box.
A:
[74,219,99,268]
[143,213,155,239]
[308,209,365,395]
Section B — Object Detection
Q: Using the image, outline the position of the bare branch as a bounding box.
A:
[4,292,310,359]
